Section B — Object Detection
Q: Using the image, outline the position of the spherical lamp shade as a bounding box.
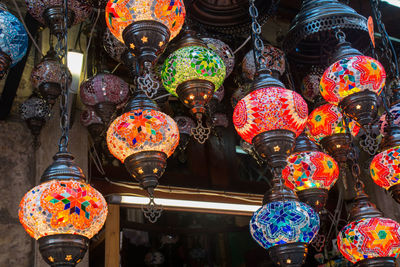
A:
[338,217,400,264]
[161,46,226,97]
[306,103,360,145]
[103,28,127,63]
[379,103,400,137]
[233,87,308,144]
[20,96,51,136]
[105,0,185,43]
[201,38,235,77]
[107,109,179,163]
[320,56,385,105]
[19,179,108,240]
[0,8,28,78]
[283,151,339,191]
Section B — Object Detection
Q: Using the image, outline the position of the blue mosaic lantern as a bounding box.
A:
[250,200,320,266]
[0,6,28,79]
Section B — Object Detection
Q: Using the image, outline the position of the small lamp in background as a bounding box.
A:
[67,50,84,94]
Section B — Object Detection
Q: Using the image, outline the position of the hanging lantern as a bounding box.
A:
[103,28,128,64]
[283,150,339,212]
[25,0,92,36]
[105,0,185,69]
[80,108,104,143]
[107,94,179,195]
[31,51,72,105]
[80,73,130,125]
[0,6,28,79]
[242,44,285,80]
[231,83,250,108]
[320,55,386,127]
[201,37,235,78]
[300,66,323,103]
[175,116,195,153]
[306,103,360,163]
[379,102,400,137]
[19,151,108,267]
[233,87,308,167]
[20,96,51,137]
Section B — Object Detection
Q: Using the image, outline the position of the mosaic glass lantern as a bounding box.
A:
[31,52,72,105]
[103,28,127,64]
[370,145,400,203]
[106,0,185,68]
[19,150,108,267]
[20,96,51,137]
[300,67,323,103]
[175,116,195,152]
[306,103,360,163]
[338,217,400,265]
[80,108,104,143]
[379,103,400,137]
[0,7,28,79]
[107,94,179,194]
[320,56,386,127]
[283,151,339,211]
[250,200,320,265]
[25,0,92,36]
[242,44,285,80]
[80,73,130,124]
[201,37,235,77]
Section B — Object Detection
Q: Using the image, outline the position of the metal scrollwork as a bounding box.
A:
[142,196,163,223]
[191,115,211,144]
[311,234,326,252]
[137,61,159,99]
[359,125,380,155]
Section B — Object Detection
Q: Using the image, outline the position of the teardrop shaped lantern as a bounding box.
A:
[20,95,51,137]
[0,5,28,79]
[107,94,179,195]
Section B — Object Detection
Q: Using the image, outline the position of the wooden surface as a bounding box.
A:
[105,204,120,267]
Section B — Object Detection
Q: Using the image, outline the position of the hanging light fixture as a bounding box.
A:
[107,93,179,197]
[0,4,28,79]
[25,0,92,37]
[201,37,235,78]
[79,73,130,125]
[300,66,324,103]
[161,28,226,144]
[174,116,195,154]
[31,49,72,105]
[282,134,339,212]
[20,95,51,138]
[306,103,360,164]
[80,108,104,143]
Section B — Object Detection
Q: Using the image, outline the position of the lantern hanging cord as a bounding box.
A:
[82,8,101,80]
[248,0,268,72]
[11,0,43,56]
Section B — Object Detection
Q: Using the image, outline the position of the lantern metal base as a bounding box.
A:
[297,188,328,212]
[250,70,285,93]
[124,151,167,193]
[268,242,308,267]
[389,184,400,205]
[40,151,86,183]
[122,20,170,71]
[94,102,116,125]
[320,134,351,164]
[39,82,61,105]
[354,257,395,267]
[0,51,11,80]
[124,93,159,113]
[349,190,382,222]
[339,90,378,128]
[176,80,215,115]
[38,234,89,267]
[380,124,400,151]
[43,7,75,37]
[293,132,320,153]
[252,130,296,168]
[26,118,45,137]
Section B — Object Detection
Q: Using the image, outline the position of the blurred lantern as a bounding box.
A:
[144,250,165,266]
[103,28,127,64]
[105,0,185,70]
[19,151,108,267]
[208,85,225,116]
[80,73,130,124]
[77,0,108,8]
[175,116,195,153]
[0,5,28,79]
[20,96,51,138]
[161,28,226,143]
[231,83,250,108]
[306,103,360,163]
[25,0,92,36]
[337,183,400,267]
[107,93,179,197]
[212,113,229,129]
[201,37,235,77]
[300,66,323,103]
[242,44,285,80]
[80,108,104,143]
[31,50,72,105]
[379,102,400,137]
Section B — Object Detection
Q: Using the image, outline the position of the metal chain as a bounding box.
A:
[58,0,70,151]
[249,0,268,72]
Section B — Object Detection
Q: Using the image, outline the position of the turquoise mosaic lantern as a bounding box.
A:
[0,6,28,79]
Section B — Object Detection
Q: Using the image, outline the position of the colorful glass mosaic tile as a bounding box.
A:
[320,56,385,105]
[107,109,179,162]
[338,217,400,263]
[250,200,320,250]
[370,145,400,189]
[306,103,360,145]
[161,45,226,97]
[106,0,185,42]
[0,9,28,66]
[283,151,339,191]
[233,87,308,144]
[202,38,235,77]
[19,180,108,239]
